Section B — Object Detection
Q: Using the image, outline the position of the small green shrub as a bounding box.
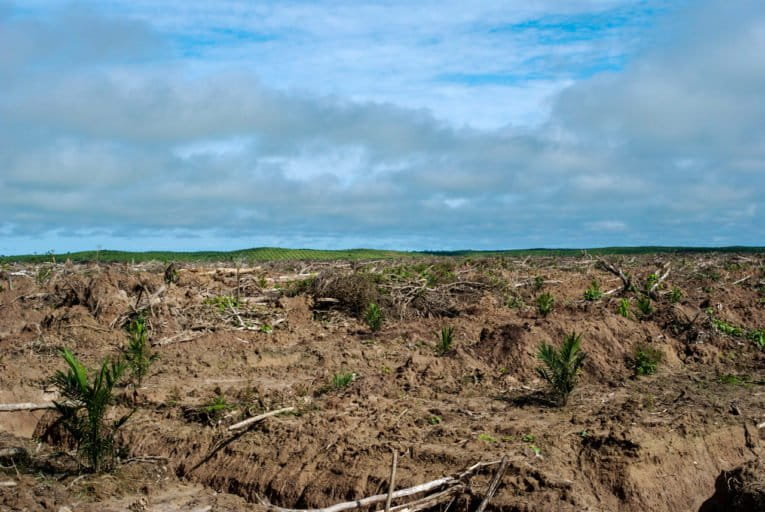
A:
[283,277,315,297]
[35,265,53,286]
[536,332,586,406]
[583,280,602,301]
[478,433,497,443]
[636,296,653,317]
[718,374,751,386]
[533,276,545,291]
[536,292,554,317]
[123,316,158,388]
[203,295,241,313]
[163,263,179,285]
[617,298,630,318]
[644,273,658,292]
[712,317,744,336]
[747,329,765,349]
[436,326,455,355]
[197,395,233,424]
[53,349,132,473]
[505,295,524,309]
[631,344,663,376]
[668,287,683,304]
[364,303,384,332]
[330,372,356,390]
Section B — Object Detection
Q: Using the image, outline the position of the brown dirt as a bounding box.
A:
[1,254,764,511]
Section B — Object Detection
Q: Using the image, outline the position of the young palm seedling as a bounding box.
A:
[364,302,383,332]
[631,344,663,377]
[330,372,356,390]
[583,280,602,301]
[536,292,555,317]
[536,332,586,406]
[668,287,683,304]
[124,315,158,388]
[53,349,132,472]
[636,296,653,317]
[436,326,455,355]
[617,298,631,318]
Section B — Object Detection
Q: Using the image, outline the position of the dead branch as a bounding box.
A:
[597,259,632,294]
[227,406,296,432]
[385,485,464,512]
[512,279,562,288]
[475,456,509,512]
[152,332,204,347]
[385,450,398,512]
[63,323,113,333]
[0,402,56,412]
[648,264,671,298]
[229,304,245,328]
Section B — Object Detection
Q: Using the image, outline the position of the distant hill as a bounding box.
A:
[1,246,763,264]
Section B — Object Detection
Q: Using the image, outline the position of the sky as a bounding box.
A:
[1,0,763,254]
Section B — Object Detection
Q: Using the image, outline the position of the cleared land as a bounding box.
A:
[0,253,764,511]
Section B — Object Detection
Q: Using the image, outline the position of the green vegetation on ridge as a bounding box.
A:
[1,245,764,264]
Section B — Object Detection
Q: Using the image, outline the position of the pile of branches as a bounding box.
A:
[380,272,487,318]
[309,263,490,319]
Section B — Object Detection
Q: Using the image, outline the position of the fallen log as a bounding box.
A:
[263,460,500,512]
[0,400,79,412]
[0,402,56,412]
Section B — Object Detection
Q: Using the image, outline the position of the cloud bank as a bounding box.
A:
[0,1,763,253]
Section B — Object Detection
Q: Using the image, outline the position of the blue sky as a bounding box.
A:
[1,0,763,254]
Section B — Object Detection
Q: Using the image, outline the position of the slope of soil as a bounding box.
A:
[1,255,764,511]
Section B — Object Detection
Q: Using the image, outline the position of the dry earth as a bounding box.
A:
[0,254,764,511]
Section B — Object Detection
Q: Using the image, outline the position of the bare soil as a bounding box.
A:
[1,254,764,511]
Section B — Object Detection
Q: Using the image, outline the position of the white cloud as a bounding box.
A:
[1,0,763,253]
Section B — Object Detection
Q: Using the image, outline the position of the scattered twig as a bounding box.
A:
[385,450,399,512]
[123,455,169,464]
[67,474,87,488]
[152,332,204,347]
[63,324,112,333]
